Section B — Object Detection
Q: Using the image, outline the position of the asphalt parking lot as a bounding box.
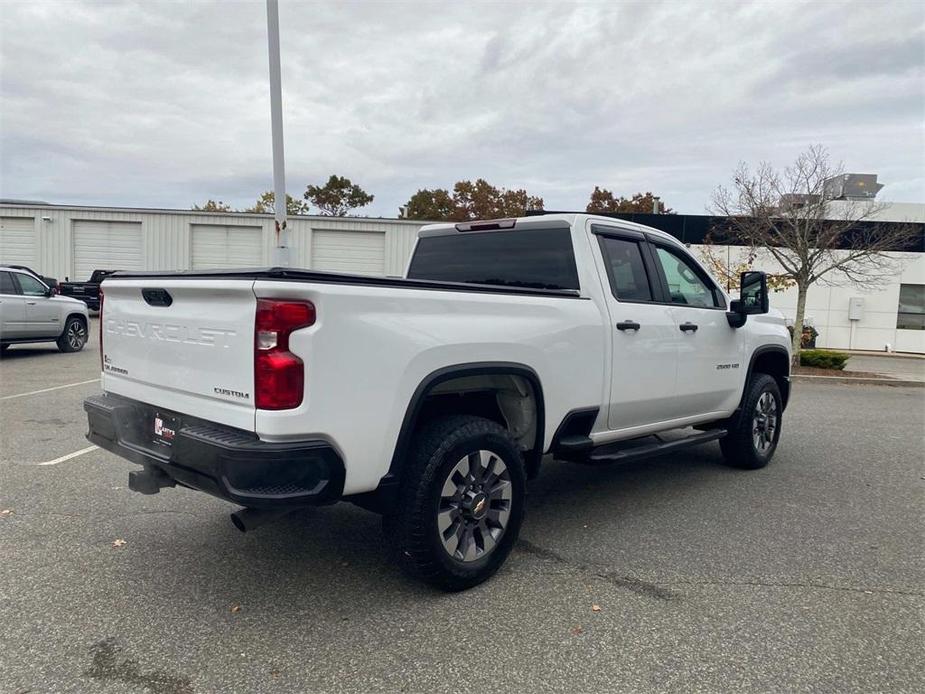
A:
[1,322,923,694]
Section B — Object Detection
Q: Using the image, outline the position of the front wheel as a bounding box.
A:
[383,415,526,591]
[57,316,87,353]
[720,373,782,469]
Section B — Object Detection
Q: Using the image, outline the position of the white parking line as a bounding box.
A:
[36,445,99,466]
[0,378,100,401]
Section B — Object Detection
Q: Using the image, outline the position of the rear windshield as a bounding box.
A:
[407,228,579,291]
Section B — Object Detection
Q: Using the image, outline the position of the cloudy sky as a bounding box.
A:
[1,0,923,216]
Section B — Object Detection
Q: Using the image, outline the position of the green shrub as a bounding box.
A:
[799,349,849,370]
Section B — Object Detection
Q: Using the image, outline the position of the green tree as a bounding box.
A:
[191,199,232,212]
[399,188,456,220]
[400,179,544,221]
[586,188,673,214]
[453,179,544,220]
[243,191,309,216]
[304,175,374,216]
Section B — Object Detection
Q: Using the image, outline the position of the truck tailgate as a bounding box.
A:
[101,278,257,431]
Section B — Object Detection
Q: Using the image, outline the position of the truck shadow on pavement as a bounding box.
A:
[118,446,735,605]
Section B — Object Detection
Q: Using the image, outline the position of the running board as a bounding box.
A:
[584,428,727,465]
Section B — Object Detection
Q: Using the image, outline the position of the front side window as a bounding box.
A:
[598,236,654,302]
[407,228,579,291]
[897,284,925,330]
[653,245,721,308]
[0,271,18,295]
[16,272,47,296]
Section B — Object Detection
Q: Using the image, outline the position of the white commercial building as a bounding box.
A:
[688,242,925,355]
[1,200,923,354]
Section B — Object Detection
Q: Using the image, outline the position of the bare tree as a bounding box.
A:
[699,241,794,294]
[711,145,920,362]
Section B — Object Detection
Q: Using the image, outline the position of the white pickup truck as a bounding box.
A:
[85,213,791,590]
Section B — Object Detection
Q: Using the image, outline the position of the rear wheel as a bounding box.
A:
[383,415,526,591]
[720,373,782,469]
[57,316,87,353]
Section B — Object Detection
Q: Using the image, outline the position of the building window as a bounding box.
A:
[897,284,925,330]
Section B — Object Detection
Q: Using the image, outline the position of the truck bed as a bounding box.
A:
[107,267,583,299]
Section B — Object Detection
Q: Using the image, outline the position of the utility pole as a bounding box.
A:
[266,0,290,266]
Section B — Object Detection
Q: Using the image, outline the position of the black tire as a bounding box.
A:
[57,316,88,353]
[0,344,9,353]
[383,414,526,591]
[720,373,782,469]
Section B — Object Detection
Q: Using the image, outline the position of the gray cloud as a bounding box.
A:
[1,0,923,215]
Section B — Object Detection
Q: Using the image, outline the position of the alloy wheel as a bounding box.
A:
[437,450,512,562]
[752,391,778,453]
[67,321,86,349]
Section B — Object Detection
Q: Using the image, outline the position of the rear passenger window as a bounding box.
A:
[0,272,19,295]
[598,237,654,302]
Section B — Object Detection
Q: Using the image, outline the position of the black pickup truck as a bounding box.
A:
[59,269,116,311]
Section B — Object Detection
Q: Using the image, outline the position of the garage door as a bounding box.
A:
[0,217,36,266]
[311,229,385,275]
[72,220,143,280]
[191,225,263,269]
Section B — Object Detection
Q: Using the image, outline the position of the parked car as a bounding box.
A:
[0,266,90,353]
[6,265,58,289]
[85,213,791,590]
[59,269,117,311]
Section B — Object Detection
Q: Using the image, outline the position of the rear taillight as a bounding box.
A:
[254,299,315,410]
[98,288,104,371]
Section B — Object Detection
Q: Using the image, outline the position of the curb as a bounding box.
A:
[791,374,925,388]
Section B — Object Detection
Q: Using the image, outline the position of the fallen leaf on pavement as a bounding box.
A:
[230,604,242,613]
[591,604,601,612]
[0,509,12,517]
[111,538,126,548]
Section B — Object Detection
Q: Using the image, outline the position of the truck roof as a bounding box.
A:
[417,213,683,247]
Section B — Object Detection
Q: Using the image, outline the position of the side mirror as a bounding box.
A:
[727,271,769,328]
[45,286,57,298]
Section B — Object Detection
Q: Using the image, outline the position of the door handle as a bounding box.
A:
[616,321,641,331]
[679,322,698,332]
[26,301,37,306]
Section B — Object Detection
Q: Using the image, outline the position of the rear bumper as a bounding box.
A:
[84,393,345,508]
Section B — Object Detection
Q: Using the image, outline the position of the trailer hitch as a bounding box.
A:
[128,466,176,495]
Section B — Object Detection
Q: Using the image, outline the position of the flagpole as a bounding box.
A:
[266,0,290,266]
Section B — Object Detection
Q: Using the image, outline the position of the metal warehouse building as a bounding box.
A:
[1,201,923,354]
[0,203,425,281]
